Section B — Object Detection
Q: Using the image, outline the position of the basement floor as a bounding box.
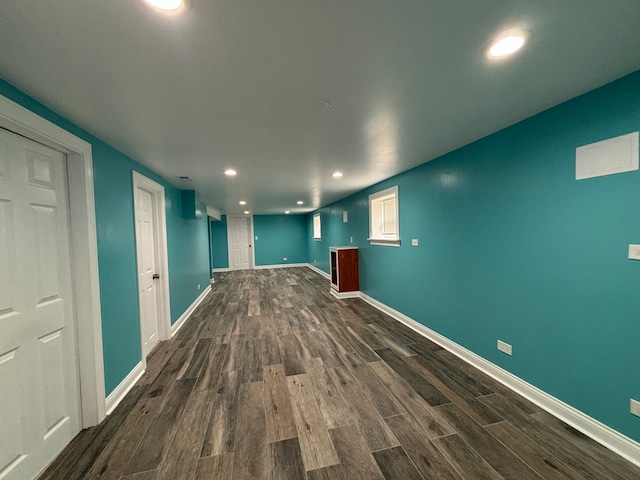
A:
[38,267,640,479]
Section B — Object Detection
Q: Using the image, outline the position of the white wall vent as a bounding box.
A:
[576,132,638,180]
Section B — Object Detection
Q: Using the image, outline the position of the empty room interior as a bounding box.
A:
[1,1,640,479]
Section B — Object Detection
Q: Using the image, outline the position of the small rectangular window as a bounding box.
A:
[313,213,321,239]
[369,186,399,246]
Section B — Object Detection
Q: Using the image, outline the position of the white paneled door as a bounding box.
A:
[229,216,252,270]
[0,128,81,479]
[134,187,159,357]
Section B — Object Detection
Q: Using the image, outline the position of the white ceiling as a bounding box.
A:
[1,1,639,215]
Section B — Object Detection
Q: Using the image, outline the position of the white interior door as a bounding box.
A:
[0,127,81,480]
[135,187,159,357]
[229,216,252,270]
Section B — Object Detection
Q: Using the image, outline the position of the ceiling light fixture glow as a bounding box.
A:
[224,169,237,176]
[332,171,343,178]
[285,210,290,214]
[488,30,528,58]
[244,210,250,215]
[144,0,183,11]
[297,201,304,205]
[239,201,246,205]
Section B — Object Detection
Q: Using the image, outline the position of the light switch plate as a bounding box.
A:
[631,399,640,417]
[629,245,640,260]
[412,239,419,246]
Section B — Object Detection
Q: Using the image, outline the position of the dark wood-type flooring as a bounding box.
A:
[38,268,640,479]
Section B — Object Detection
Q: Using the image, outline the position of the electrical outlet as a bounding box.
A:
[631,399,640,417]
[412,239,419,246]
[255,235,258,240]
[283,257,287,261]
[497,340,512,356]
[350,236,353,243]
[197,284,201,290]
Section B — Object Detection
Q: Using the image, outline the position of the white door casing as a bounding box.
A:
[0,95,105,428]
[227,216,254,270]
[0,128,81,480]
[132,172,171,360]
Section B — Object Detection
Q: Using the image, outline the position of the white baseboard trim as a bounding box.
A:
[306,263,330,279]
[105,361,145,416]
[212,267,230,273]
[254,263,307,270]
[358,291,640,468]
[170,285,212,338]
[330,289,360,299]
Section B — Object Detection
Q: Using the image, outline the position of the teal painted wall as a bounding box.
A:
[254,215,308,266]
[0,78,211,396]
[211,215,229,269]
[307,71,640,442]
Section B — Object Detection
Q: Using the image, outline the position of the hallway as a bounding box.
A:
[38,268,640,479]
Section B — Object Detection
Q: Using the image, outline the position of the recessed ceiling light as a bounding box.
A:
[332,171,343,178]
[488,30,528,58]
[312,100,332,111]
[244,210,250,215]
[224,169,237,176]
[297,201,304,205]
[285,210,290,214]
[239,201,246,205]
[144,0,184,11]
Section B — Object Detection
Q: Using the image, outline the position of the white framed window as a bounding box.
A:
[313,213,321,239]
[369,185,399,246]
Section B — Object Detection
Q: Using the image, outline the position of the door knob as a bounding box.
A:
[152,273,160,279]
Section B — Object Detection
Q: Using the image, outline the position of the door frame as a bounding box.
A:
[0,94,106,427]
[132,171,172,358]
[226,215,255,270]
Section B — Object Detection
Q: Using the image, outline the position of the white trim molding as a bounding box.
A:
[171,285,212,337]
[213,267,231,273]
[330,289,360,299]
[253,263,307,270]
[0,93,106,427]
[306,263,330,279]
[358,291,640,468]
[105,362,145,415]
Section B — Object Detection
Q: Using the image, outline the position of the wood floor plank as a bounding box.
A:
[156,389,214,480]
[434,402,543,479]
[278,334,306,376]
[125,378,196,475]
[328,366,400,452]
[304,357,357,429]
[479,393,624,480]
[178,338,212,379]
[373,446,425,480]
[231,381,267,480]
[308,330,344,368]
[342,352,406,418]
[376,348,452,407]
[262,329,282,366]
[84,396,164,480]
[201,370,242,457]
[263,364,297,443]
[328,425,385,480]
[385,414,463,480]
[240,338,263,383]
[404,354,502,425]
[367,323,419,357]
[531,411,640,480]
[194,342,229,391]
[143,347,189,399]
[485,420,585,480]
[286,373,340,471]
[307,464,347,480]
[367,360,453,439]
[265,438,307,480]
[222,333,247,372]
[121,470,157,480]
[195,453,234,480]
[432,433,503,480]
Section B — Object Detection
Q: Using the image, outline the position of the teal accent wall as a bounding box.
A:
[0,78,211,396]
[307,71,640,442]
[254,215,308,266]
[211,215,229,269]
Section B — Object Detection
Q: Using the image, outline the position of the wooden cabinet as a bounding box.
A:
[329,247,359,298]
